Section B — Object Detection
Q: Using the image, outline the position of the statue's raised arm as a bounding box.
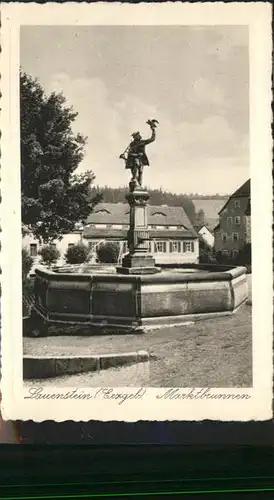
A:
[119,119,159,189]
[140,121,157,146]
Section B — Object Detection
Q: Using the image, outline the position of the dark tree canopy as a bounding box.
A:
[195,209,206,226]
[21,70,101,242]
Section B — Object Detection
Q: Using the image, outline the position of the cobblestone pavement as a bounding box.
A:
[24,303,252,388]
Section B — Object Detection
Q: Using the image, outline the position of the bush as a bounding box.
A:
[39,244,60,267]
[199,238,216,264]
[236,243,251,266]
[96,242,120,264]
[22,248,34,281]
[65,242,89,264]
[215,244,251,268]
[199,250,217,264]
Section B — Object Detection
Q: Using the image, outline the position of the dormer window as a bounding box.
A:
[234,200,240,208]
[151,211,166,217]
[95,208,111,215]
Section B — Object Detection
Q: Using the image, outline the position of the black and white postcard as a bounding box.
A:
[1,3,272,422]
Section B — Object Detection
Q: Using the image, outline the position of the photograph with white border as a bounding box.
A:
[0,2,273,422]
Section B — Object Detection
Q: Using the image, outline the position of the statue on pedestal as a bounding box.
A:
[117,119,160,274]
[119,119,159,189]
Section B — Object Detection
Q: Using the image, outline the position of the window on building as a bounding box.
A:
[235,216,241,225]
[222,233,227,242]
[234,200,240,208]
[170,241,181,253]
[232,249,238,259]
[155,241,167,253]
[233,233,239,241]
[106,224,113,229]
[183,241,194,252]
[227,217,232,225]
[30,243,37,257]
[177,226,182,230]
[150,225,156,229]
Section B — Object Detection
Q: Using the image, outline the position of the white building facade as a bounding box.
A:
[22,230,83,267]
[195,225,215,248]
[23,203,199,267]
[83,203,199,265]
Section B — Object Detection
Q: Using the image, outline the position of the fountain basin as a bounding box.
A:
[25,263,248,336]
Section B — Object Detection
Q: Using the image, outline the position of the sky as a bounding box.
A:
[20,25,249,195]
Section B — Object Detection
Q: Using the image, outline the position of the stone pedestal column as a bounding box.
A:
[117,183,159,275]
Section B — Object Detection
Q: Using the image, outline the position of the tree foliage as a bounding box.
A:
[96,242,120,264]
[20,70,102,242]
[39,245,60,267]
[236,243,251,266]
[195,209,206,227]
[65,242,89,264]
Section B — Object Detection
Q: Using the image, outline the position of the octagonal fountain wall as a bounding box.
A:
[26,263,248,336]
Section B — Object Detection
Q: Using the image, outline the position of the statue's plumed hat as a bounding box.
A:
[132,131,141,139]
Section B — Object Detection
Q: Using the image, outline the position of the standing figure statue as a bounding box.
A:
[120,119,159,188]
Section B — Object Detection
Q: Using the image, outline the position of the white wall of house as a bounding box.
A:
[23,231,199,268]
[198,227,214,248]
[152,238,199,264]
[22,231,82,267]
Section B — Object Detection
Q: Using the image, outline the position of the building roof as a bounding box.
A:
[194,224,206,232]
[194,218,217,234]
[83,227,197,240]
[194,224,214,233]
[85,202,197,235]
[230,179,250,198]
[219,179,250,214]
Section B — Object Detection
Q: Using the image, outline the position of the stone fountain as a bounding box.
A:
[26,121,248,336]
